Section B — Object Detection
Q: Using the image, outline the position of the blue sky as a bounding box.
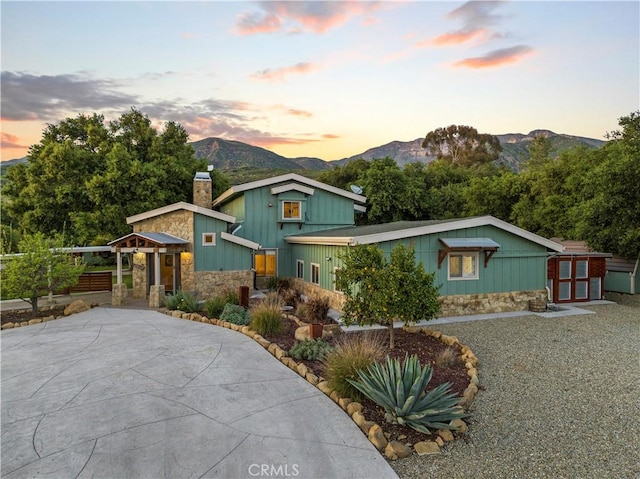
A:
[1,1,638,162]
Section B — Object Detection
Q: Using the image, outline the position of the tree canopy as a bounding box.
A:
[422,125,502,167]
[2,109,209,245]
[337,243,441,349]
[1,232,85,315]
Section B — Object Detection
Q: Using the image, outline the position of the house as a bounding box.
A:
[547,239,611,303]
[286,217,563,316]
[109,172,365,306]
[605,256,639,295]
[110,172,564,316]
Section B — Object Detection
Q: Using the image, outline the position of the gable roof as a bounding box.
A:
[212,173,366,207]
[108,232,190,247]
[285,215,565,252]
[126,202,236,225]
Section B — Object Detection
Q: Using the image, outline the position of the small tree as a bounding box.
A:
[337,243,441,349]
[1,233,85,316]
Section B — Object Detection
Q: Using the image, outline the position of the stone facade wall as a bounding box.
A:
[437,290,547,317]
[192,270,254,299]
[290,278,346,311]
[131,211,194,299]
[289,278,546,318]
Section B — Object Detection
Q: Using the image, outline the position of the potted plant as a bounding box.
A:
[305,295,330,340]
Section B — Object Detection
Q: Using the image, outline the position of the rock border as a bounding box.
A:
[0,299,97,329]
[162,309,480,460]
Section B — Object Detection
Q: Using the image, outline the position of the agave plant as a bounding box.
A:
[347,354,466,434]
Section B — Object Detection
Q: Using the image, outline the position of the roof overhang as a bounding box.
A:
[286,216,565,252]
[127,201,235,225]
[438,237,501,269]
[270,183,315,196]
[220,232,261,250]
[109,232,190,253]
[213,173,366,207]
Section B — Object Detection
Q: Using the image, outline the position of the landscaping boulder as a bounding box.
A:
[64,300,91,316]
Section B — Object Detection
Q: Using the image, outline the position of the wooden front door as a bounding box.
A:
[548,257,606,303]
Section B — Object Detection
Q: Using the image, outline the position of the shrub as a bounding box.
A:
[266,276,279,291]
[205,296,226,319]
[276,277,291,293]
[290,339,334,361]
[305,295,330,323]
[348,354,466,434]
[220,287,239,306]
[166,290,200,313]
[261,291,283,309]
[323,332,386,400]
[250,302,284,336]
[295,302,308,319]
[220,304,250,325]
[280,288,302,308]
[435,347,459,368]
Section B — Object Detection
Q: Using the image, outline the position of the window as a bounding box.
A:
[576,260,588,279]
[559,261,572,279]
[202,232,216,246]
[296,260,304,279]
[311,263,320,284]
[590,277,601,300]
[282,201,301,220]
[254,250,277,277]
[448,252,478,280]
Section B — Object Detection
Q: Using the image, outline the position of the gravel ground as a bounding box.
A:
[390,294,640,479]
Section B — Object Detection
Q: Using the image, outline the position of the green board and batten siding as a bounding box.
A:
[218,182,357,277]
[193,214,253,272]
[290,225,549,296]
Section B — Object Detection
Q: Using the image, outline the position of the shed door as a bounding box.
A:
[550,257,604,303]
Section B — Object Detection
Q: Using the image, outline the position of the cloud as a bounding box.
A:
[1,71,138,121]
[0,70,329,153]
[428,28,488,47]
[0,132,27,149]
[235,1,383,35]
[454,45,534,68]
[250,62,319,82]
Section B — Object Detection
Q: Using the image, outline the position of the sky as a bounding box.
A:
[1,1,638,162]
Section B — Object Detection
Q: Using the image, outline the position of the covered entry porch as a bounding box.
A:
[109,232,190,307]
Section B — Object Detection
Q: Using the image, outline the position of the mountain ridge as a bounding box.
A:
[3,130,606,172]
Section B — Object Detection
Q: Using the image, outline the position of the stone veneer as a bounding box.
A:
[131,210,194,299]
[437,290,547,317]
[192,271,254,298]
[290,278,546,317]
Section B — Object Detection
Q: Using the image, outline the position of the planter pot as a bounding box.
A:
[309,323,323,340]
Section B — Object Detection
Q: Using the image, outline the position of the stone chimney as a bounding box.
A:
[193,172,212,209]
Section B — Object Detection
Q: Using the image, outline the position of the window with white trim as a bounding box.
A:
[282,201,301,220]
[311,263,320,284]
[296,260,304,279]
[448,252,478,280]
[202,232,216,246]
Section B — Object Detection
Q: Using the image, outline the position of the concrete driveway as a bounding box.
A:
[1,308,398,479]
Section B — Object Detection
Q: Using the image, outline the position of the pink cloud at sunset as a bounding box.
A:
[454,45,534,69]
[1,132,27,149]
[428,28,488,47]
[251,62,319,82]
[235,1,383,35]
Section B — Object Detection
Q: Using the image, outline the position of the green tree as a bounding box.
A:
[422,125,502,167]
[316,158,370,191]
[357,158,407,224]
[2,109,208,244]
[1,232,85,316]
[572,112,640,259]
[526,134,553,167]
[337,243,441,349]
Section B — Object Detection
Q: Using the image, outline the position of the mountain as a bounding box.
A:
[1,130,606,175]
[335,130,606,170]
[189,137,331,170]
